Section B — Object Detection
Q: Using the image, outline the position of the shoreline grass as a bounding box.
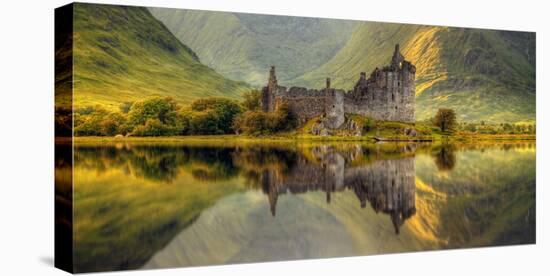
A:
[63,133,535,146]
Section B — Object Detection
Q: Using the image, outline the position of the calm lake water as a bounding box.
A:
[69,141,535,272]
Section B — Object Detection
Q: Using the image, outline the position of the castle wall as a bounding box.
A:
[274,87,327,124]
[262,44,416,126]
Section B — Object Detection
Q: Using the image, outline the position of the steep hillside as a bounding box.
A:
[72,3,250,110]
[294,22,536,123]
[149,8,355,86]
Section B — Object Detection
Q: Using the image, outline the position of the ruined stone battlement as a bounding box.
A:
[262,44,416,128]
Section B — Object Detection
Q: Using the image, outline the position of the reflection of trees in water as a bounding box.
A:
[233,147,298,188]
[74,145,241,183]
[75,146,182,182]
[75,144,418,234]
[130,147,180,182]
[183,147,239,182]
[74,142,424,185]
[433,144,456,171]
[429,142,537,173]
[75,141,534,186]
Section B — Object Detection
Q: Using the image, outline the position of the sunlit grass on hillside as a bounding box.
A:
[293,22,535,124]
[416,86,536,123]
[71,3,250,111]
[401,27,448,96]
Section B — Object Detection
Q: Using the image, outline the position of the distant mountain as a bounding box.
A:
[149,8,355,86]
[294,22,536,123]
[77,4,535,123]
[71,4,250,110]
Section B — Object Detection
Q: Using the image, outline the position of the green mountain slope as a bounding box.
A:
[294,22,535,123]
[149,8,355,86]
[72,3,250,110]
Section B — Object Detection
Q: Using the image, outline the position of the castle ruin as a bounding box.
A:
[262,44,416,128]
[260,146,416,234]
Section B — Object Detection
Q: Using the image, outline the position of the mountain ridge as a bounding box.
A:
[72,3,250,111]
[74,4,535,123]
[147,9,535,123]
[292,22,535,123]
[149,7,356,86]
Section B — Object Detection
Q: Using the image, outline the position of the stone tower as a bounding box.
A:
[390,44,415,122]
[268,66,278,91]
[324,77,345,129]
[391,44,405,69]
[261,66,277,112]
[345,43,416,123]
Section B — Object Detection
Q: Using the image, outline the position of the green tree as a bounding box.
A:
[241,90,262,111]
[132,118,178,136]
[273,102,297,132]
[233,103,297,135]
[190,97,242,134]
[74,107,127,136]
[190,111,222,135]
[127,96,179,127]
[433,108,457,132]
[123,97,182,136]
[433,144,456,171]
[233,111,275,135]
[99,112,126,136]
[177,111,193,135]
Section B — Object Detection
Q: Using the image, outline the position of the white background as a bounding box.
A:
[0,0,548,275]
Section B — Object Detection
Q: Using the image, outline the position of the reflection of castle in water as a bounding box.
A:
[260,147,416,234]
[75,143,421,234]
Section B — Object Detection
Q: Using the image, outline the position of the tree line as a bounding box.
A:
[58,96,534,137]
[72,90,297,136]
